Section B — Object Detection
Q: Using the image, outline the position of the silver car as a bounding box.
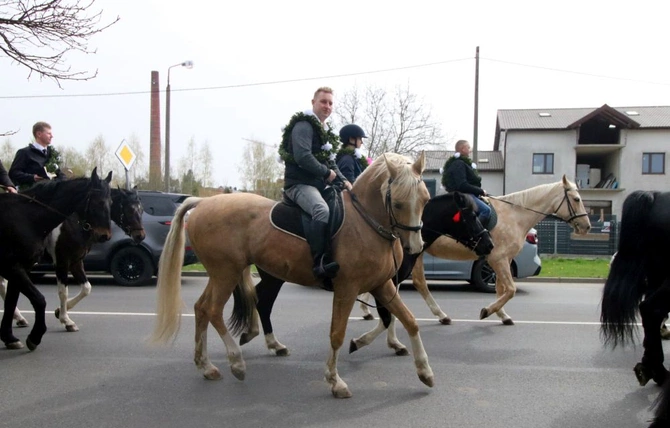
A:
[422,228,542,293]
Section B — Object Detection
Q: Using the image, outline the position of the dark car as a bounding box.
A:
[422,228,542,293]
[33,190,198,286]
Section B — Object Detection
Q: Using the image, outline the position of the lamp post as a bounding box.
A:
[165,60,193,192]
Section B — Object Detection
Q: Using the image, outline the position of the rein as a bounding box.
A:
[487,187,589,225]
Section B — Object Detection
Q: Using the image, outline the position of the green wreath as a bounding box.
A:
[45,145,62,174]
[278,112,340,164]
[335,146,369,171]
[441,155,480,190]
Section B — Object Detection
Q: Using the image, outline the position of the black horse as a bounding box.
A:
[237,191,495,355]
[0,187,145,332]
[600,190,670,428]
[0,168,112,350]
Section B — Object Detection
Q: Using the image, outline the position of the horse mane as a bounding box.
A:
[357,152,421,201]
[21,177,92,200]
[499,180,566,206]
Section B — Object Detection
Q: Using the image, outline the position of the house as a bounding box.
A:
[495,104,670,218]
[423,150,504,197]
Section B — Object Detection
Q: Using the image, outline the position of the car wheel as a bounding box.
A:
[110,247,154,286]
[471,259,497,293]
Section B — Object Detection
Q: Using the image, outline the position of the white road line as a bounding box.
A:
[1,310,629,325]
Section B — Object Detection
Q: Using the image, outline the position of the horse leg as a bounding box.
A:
[325,288,359,398]
[412,254,451,324]
[480,260,516,325]
[660,315,670,340]
[636,282,670,386]
[4,270,47,351]
[244,270,289,356]
[1,272,25,349]
[54,261,85,332]
[0,276,29,328]
[358,292,375,320]
[350,301,408,355]
[371,280,434,388]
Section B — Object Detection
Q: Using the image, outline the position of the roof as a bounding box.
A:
[496,105,670,130]
[425,150,503,172]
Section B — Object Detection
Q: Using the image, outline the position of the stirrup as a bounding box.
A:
[313,256,339,279]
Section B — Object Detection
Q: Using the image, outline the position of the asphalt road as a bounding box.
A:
[0,276,664,428]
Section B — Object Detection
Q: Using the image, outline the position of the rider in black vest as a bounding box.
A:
[281,87,351,281]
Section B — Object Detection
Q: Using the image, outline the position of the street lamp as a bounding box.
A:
[165,60,194,192]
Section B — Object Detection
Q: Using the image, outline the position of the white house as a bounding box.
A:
[423,150,504,197]
[495,104,670,218]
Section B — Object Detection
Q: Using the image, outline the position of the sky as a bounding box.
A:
[2,0,670,189]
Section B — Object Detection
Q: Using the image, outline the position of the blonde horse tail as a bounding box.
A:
[151,197,204,344]
[228,266,258,337]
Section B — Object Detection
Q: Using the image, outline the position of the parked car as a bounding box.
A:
[33,190,199,286]
[422,228,541,293]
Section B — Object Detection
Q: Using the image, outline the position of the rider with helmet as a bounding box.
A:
[336,124,368,183]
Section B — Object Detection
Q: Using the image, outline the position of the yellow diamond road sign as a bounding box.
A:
[115,140,136,171]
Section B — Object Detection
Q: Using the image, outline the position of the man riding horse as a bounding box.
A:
[279,87,351,283]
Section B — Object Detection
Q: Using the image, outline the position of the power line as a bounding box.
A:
[0,57,473,100]
[483,57,670,87]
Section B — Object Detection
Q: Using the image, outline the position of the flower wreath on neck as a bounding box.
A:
[44,145,63,175]
[440,151,480,190]
[278,111,341,164]
[335,146,369,171]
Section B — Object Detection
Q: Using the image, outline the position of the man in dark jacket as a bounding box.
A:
[281,87,351,281]
[443,139,491,224]
[0,160,17,193]
[336,124,368,183]
[9,121,66,191]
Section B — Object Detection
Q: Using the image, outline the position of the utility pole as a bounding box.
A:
[473,46,480,162]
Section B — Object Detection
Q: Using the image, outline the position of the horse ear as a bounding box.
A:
[412,151,426,175]
[105,171,113,183]
[383,153,400,179]
[91,167,99,179]
[562,174,569,187]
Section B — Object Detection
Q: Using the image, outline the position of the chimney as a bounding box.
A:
[149,70,162,189]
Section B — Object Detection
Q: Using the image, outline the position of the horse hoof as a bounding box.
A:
[502,319,515,326]
[275,348,290,357]
[395,348,409,356]
[419,374,435,388]
[349,340,359,354]
[331,386,353,399]
[54,308,60,319]
[26,338,38,352]
[634,362,651,386]
[362,314,374,321]
[439,317,452,325]
[239,333,252,346]
[479,308,489,320]
[16,319,29,328]
[203,368,222,380]
[5,341,24,350]
[230,365,246,381]
[65,325,79,332]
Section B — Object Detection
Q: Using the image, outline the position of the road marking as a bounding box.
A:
[1,310,634,326]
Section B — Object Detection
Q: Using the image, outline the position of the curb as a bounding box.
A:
[181,271,604,284]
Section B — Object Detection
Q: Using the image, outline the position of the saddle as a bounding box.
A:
[270,186,346,241]
[480,196,498,231]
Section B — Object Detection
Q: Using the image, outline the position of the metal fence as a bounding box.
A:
[535,215,619,256]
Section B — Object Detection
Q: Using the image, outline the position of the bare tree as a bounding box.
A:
[198,140,213,189]
[333,83,444,159]
[125,132,146,185]
[1,137,15,163]
[58,145,87,176]
[85,134,115,177]
[239,138,282,200]
[0,0,119,86]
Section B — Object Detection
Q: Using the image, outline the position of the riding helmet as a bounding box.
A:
[339,124,368,145]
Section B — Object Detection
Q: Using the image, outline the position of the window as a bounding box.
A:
[139,195,177,216]
[642,153,665,174]
[532,153,554,174]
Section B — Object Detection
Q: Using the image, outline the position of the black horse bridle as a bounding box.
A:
[113,192,144,235]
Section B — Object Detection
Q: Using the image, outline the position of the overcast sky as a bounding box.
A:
[2,0,670,188]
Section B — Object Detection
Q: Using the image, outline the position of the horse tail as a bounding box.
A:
[228,266,258,336]
[600,190,653,347]
[151,197,203,344]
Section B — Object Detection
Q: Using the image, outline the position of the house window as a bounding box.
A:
[642,153,665,174]
[532,153,554,174]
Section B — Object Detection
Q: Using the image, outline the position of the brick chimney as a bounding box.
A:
[149,70,162,189]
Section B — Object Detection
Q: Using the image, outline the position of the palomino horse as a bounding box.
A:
[0,187,145,332]
[600,191,670,428]
[0,169,112,350]
[348,175,591,355]
[240,191,495,357]
[151,153,434,398]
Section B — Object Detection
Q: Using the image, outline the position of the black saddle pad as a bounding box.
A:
[270,188,345,240]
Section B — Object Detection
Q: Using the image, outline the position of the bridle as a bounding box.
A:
[114,192,145,235]
[488,186,589,226]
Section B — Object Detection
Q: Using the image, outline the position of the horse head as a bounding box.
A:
[452,192,494,256]
[378,151,430,255]
[556,174,591,235]
[83,167,113,243]
[112,186,146,243]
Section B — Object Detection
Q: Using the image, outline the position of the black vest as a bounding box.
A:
[283,121,328,190]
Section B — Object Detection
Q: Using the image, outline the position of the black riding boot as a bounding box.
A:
[308,220,339,281]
